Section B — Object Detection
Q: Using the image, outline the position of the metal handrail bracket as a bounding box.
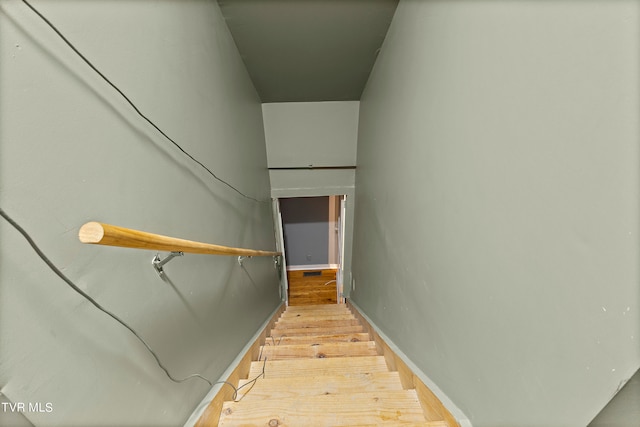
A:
[152,251,184,277]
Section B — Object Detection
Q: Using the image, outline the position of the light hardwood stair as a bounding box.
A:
[213,303,459,427]
[269,332,370,345]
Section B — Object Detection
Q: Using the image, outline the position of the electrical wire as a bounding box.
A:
[233,357,267,402]
[267,335,286,346]
[0,207,213,388]
[20,0,266,204]
[0,207,272,401]
[8,3,275,394]
[6,2,274,395]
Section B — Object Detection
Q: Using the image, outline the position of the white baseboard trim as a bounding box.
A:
[286,264,339,271]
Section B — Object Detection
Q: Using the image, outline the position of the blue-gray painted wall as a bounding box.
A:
[280,197,330,266]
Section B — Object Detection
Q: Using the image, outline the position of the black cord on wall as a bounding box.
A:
[2,1,282,397]
[20,0,267,204]
[0,206,274,399]
[0,207,219,387]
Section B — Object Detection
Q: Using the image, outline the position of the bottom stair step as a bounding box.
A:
[219,390,429,426]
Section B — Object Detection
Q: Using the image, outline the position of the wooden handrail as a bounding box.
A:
[78,222,281,257]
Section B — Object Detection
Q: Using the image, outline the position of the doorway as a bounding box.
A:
[274,195,347,305]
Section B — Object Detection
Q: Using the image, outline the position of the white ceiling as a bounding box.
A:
[218,0,398,103]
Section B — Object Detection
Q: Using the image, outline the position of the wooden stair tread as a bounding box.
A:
[273,318,361,330]
[279,312,356,321]
[249,355,389,379]
[283,304,348,312]
[209,304,457,427]
[279,312,352,319]
[330,421,444,427]
[346,423,448,427]
[219,390,428,426]
[289,288,337,294]
[268,332,370,345]
[236,372,405,401]
[288,292,337,299]
[198,303,459,427]
[270,324,365,336]
[289,299,338,306]
[259,341,378,360]
[289,291,337,298]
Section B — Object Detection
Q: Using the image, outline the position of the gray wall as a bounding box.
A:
[0,1,279,426]
[352,1,640,426]
[280,197,330,266]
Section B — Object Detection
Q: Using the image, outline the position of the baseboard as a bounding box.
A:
[286,264,339,271]
[346,298,472,427]
[183,302,286,427]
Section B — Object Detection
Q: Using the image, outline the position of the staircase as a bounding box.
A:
[216,303,455,427]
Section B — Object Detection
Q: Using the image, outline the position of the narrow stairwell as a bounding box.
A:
[216,304,454,427]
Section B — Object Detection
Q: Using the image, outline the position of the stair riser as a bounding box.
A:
[235,372,405,402]
[279,313,355,322]
[283,304,349,312]
[235,372,405,401]
[259,341,378,360]
[219,390,427,426]
[270,325,365,336]
[273,318,361,329]
[268,332,370,345]
[248,356,389,379]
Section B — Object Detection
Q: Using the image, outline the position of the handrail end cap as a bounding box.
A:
[78,221,106,243]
